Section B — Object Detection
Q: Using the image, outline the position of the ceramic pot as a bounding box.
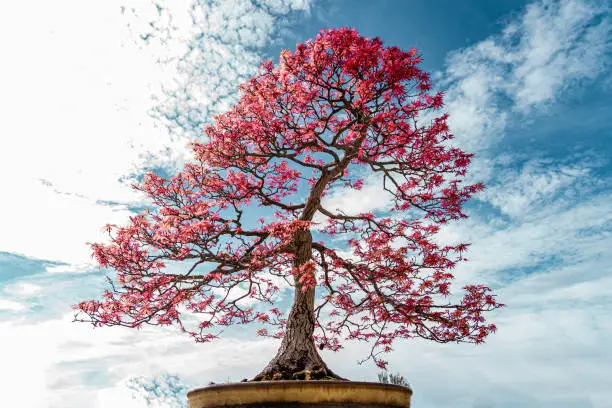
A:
[187,380,412,408]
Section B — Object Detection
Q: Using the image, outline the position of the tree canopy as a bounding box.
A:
[74,28,503,372]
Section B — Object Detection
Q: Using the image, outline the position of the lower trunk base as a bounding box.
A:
[251,348,348,381]
[252,366,347,382]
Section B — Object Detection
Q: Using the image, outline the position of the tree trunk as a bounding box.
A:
[252,157,360,381]
[252,229,346,381]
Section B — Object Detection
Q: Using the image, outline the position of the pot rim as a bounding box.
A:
[187,380,413,397]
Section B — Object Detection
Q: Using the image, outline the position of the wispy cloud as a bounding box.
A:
[3,282,42,296]
[440,0,611,155]
[479,154,607,220]
[0,299,26,311]
[0,0,313,267]
[123,0,313,139]
[313,171,395,230]
[0,306,283,407]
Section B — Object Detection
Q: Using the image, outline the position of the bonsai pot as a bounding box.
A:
[187,380,412,408]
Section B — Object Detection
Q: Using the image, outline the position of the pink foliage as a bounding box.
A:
[74,28,503,369]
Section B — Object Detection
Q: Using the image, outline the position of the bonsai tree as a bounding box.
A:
[73,28,503,381]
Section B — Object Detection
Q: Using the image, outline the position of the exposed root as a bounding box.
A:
[251,366,349,382]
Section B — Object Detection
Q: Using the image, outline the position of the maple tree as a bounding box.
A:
[73,28,503,381]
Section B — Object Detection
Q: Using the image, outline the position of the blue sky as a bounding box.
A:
[0,0,611,407]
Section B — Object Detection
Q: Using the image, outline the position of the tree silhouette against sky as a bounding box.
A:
[74,28,503,381]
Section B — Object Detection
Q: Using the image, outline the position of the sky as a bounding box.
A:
[0,0,611,407]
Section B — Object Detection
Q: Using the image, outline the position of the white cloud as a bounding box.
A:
[441,59,508,154]
[97,383,148,408]
[313,172,395,229]
[510,0,611,111]
[0,299,26,311]
[439,0,611,155]
[480,157,601,219]
[0,1,182,266]
[0,0,312,266]
[0,177,136,266]
[125,373,190,408]
[129,0,313,139]
[46,264,91,274]
[3,282,42,296]
[0,310,281,407]
[434,182,612,289]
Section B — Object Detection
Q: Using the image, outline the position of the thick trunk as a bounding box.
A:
[252,153,362,381]
[252,229,346,381]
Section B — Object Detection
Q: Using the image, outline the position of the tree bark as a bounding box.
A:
[252,228,346,381]
[252,149,362,381]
